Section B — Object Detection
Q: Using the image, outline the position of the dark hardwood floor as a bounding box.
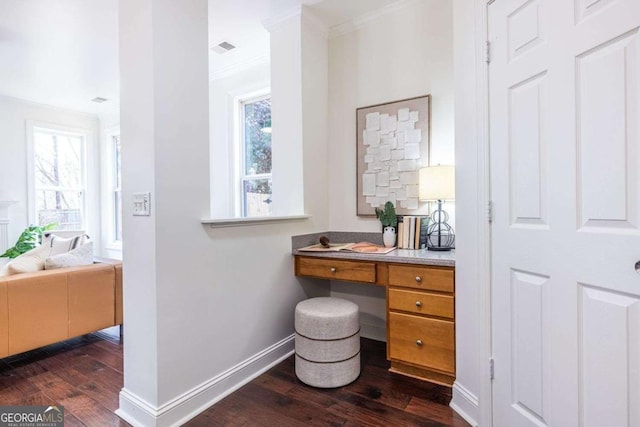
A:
[0,331,469,427]
[187,339,469,427]
[0,327,127,426]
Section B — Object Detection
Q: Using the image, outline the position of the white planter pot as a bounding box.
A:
[383,226,396,248]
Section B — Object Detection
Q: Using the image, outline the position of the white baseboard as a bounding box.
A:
[116,334,295,427]
[450,381,479,427]
[360,323,386,342]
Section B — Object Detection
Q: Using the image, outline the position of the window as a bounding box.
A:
[239,94,272,217]
[31,126,87,230]
[102,126,122,249]
[110,133,122,243]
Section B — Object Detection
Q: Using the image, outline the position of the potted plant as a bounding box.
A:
[375,201,398,248]
[0,223,57,259]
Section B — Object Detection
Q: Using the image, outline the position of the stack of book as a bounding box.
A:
[396,215,429,250]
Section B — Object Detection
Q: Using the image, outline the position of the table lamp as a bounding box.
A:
[419,165,455,251]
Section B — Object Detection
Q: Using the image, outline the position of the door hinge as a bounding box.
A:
[487,201,494,223]
[490,358,495,380]
[486,41,491,64]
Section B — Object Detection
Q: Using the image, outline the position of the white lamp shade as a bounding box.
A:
[419,165,455,201]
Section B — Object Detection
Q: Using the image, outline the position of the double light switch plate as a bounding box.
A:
[133,192,151,216]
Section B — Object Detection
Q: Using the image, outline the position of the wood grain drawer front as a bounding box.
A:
[388,265,453,292]
[297,257,376,283]
[388,312,455,374]
[388,289,454,319]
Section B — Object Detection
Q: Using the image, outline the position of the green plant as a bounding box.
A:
[375,201,398,228]
[0,223,58,259]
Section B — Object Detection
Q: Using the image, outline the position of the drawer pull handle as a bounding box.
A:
[415,276,422,283]
[415,301,422,308]
[330,267,337,273]
[416,339,423,347]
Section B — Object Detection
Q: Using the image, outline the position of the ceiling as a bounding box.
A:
[0,0,119,115]
[209,0,399,80]
[0,0,400,115]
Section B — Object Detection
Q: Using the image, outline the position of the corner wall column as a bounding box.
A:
[117,0,211,426]
[264,7,329,223]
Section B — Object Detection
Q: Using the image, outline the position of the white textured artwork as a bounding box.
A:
[357,95,430,215]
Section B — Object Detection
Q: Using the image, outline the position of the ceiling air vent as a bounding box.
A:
[92,97,108,103]
[211,41,236,54]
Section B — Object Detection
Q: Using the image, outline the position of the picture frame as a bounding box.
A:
[356,94,431,216]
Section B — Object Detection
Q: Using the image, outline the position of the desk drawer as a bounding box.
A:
[388,312,454,374]
[296,257,376,283]
[388,265,453,292]
[388,289,454,319]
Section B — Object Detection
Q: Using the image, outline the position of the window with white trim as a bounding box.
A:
[31,126,87,230]
[238,94,272,217]
[108,132,122,243]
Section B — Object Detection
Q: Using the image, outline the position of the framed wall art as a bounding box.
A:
[356,94,431,216]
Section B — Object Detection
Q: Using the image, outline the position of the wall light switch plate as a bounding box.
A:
[133,192,151,216]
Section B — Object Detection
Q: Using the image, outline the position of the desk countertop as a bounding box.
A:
[292,231,455,267]
[293,247,455,267]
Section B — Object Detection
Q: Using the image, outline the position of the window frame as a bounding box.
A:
[26,121,89,231]
[103,126,122,250]
[235,91,272,217]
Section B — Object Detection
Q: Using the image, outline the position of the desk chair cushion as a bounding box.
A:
[295,297,359,340]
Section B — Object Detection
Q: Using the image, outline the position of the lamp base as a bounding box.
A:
[427,246,452,252]
[425,200,455,251]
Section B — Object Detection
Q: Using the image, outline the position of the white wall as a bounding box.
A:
[300,8,330,224]
[209,63,270,218]
[0,96,101,251]
[326,0,454,341]
[118,2,330,425]
[269,13,305,217]
[449,0,484,424]
[327,0,454,233]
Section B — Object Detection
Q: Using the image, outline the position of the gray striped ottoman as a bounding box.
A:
[294,297,360,388]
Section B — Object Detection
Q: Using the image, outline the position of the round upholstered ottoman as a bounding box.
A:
[294,297,360,388]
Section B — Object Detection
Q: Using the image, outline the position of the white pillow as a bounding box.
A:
[6,244,52,275]
[49,234,90,257]
[45,241,94,270]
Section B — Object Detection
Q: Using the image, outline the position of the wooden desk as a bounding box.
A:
[293,250,455,387]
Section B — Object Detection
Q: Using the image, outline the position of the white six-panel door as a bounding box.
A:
[489,0,640,426]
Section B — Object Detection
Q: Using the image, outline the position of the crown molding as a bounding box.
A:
[301,7,330,40]
[210,52,270,81]
[329,0,421,39]
[262,5,328,39]
[262,5,302,33]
